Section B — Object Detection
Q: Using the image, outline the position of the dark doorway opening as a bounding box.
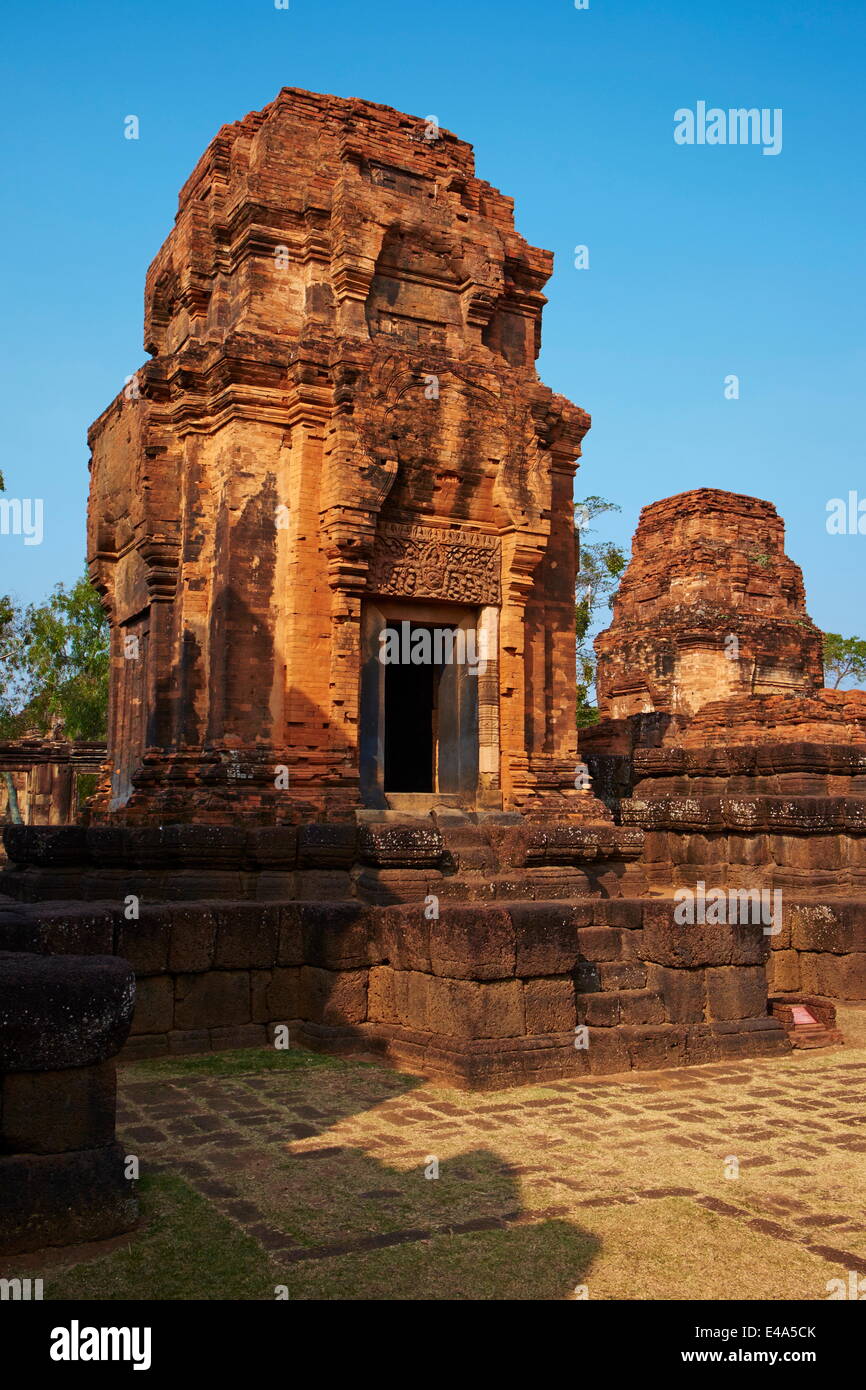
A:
[383,624,451,793]
[360,603,480,808]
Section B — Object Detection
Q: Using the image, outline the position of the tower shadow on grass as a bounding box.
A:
[32,1048,603,1300]
[266,1137,603,1301]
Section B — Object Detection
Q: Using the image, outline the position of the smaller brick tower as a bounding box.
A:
[594,489,823,720]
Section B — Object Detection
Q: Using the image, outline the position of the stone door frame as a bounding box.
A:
[358,598,500,811]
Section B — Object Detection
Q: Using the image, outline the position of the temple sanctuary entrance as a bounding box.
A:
[360,602,483,809]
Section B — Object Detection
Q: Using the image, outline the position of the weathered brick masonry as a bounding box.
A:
[594,489,823,719]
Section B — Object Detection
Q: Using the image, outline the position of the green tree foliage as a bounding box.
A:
[0,595,28,737]
[575,496,628,726]
[0,591,26,821]
[0,573,110,741]
[822,632,866,690]
[0,475,111,820]
[0,467,23,820]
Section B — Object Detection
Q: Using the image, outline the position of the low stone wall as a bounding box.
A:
[0,952,138,1254]
[619,794,866,1003]
[0,819,796,1088]
[0,896,788,1089]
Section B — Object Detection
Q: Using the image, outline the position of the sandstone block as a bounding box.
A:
[301,902,373,970]
[576,926,624,962]
[246,826,298,868]
[0,1062,116,1155]
[577,992,620,1027]
[709,1016,789,1058]
[683,834,726,865]
[130,975,174,1035]
[277,904,305,967]
[168,905,217,973]
[593,900,643,929]
[210,1025,267,1049]
[35,905,115,956]
[297,825,357,868]
[367,964,397,1024]
[621,1024,687,1071]
[167,1030,209,1055]
[767,948,801,993]
[0,1142,137,1255]
[706,965,767,1021]
[781,835,843,870]
[3,825,87,867]
[817,953,866,1000]
[214,905,278,969]
[798,953,821,993]
[251,968,302,1023]
[511,902,589,976]
[425,977,524,1039]
[375,906,431,973]
[429,906,515,980]
[116,906,170,975]
[584,1028,629,1073]
[0,953,134,1071]
[729,834,770,866]
[524,977,577,1034]
[174,971,251,1029]
[299,966,368,1026]
[641,902,767,967]
[618,989,666,1025]
[598,961,647,990]
[646,965,706,1023]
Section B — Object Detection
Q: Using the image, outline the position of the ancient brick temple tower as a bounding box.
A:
[87,88,589,823]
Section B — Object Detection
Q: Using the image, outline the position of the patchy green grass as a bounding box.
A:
[45,1175,275,1301]
[31,1178,847,1303]
[123,1045,351,1081]
[31,1027,866,1301]
[248,1145,520,1248]
[272,1198,843,1302]
[277,1219,601,1300]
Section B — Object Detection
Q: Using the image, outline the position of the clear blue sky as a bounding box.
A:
[1,0,863,642]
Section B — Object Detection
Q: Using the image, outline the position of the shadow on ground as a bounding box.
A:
[12,1049,602,1300]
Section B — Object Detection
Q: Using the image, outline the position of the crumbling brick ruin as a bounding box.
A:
[0,737,104,836]
[2,94,860,1103]
[594,489,824,720]
[583,488,866,1020]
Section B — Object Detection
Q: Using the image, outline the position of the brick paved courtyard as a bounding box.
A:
[25,1005,866,1300]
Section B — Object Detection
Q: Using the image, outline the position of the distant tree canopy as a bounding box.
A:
[0,572,110,742]
[575,495,628,727]
[822,632,866,690]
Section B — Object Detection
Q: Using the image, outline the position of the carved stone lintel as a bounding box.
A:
[368,522,501,605]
